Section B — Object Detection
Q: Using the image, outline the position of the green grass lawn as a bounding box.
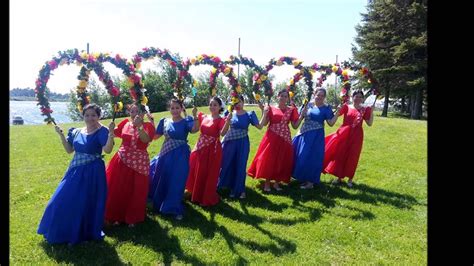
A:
[10,107,427,264]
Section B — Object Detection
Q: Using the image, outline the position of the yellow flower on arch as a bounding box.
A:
[79,80,88,88]
[114,102,124,112]
[292,60,302,66]
[254,93,261,101]
[141,96,148,105]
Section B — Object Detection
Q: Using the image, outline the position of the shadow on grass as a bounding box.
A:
[282,177,422,222]
[103,215,206,265]
[40,239,124,265]
[43,176,422,264]
[175,194,297,259]
[327,180,423,210]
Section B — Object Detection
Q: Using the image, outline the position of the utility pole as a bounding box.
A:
[87,43,90,54]
[334,55,339,107]
[335,55,338,91]
[237,37,241,80]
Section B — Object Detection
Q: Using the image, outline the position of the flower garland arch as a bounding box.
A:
[35,48,380,122]
[309,61,379,105]
[35,49,122,124]
[251,56,306,104]
[93,52,148,112]
[183,54,223,98]
[132,47,193,104]
[223,55,264,103]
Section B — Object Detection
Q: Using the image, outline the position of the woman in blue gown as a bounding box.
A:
[292,88,340,189]
[37,104,115,244]
[148,98,199,220]
[218,96,265,199]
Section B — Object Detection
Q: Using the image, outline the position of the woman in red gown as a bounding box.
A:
[248,89,302,192]
[104,104,155,226]
[186,97,227,206]
[323,90,375,187]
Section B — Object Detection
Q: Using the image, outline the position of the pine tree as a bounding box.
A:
[352,0,427,119]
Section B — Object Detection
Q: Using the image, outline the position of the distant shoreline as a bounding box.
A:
[10,97,68,102]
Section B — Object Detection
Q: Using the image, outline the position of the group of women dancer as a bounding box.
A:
[37,88,375,245]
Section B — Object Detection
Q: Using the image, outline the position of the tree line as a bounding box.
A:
[10,88,69,101]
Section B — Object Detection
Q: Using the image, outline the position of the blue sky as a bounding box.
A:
[10,0,368,94]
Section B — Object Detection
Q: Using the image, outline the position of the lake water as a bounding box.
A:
[10,101,73,125]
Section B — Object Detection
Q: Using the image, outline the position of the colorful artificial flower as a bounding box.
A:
[254,93,261,101]
[292,60,302,66]
[141,96,148,105]
[224,67,231,75]
[114,101,124,112]
[79,80,88,88]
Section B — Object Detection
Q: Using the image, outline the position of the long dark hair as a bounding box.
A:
[210,96,224,114]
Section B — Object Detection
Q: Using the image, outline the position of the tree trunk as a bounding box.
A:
[406,94,412,114]
[401,96,406,113]
[382,88,390,117]
[411,87,422,119]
